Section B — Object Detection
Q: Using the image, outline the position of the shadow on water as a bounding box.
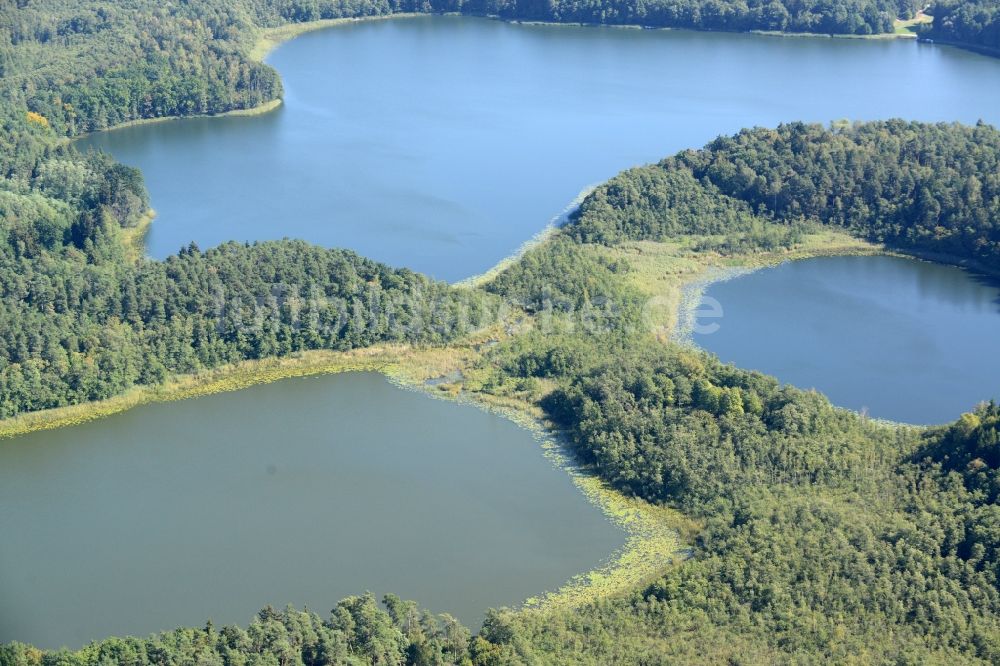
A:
[967,270,1000,313]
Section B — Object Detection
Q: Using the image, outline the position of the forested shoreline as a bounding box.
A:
[927,0,1000,53]
[464,120,1000,662]
[567,120,1000,266]
[4,1,1000,663]
[3,119,1000,663]
[0,0,951,140]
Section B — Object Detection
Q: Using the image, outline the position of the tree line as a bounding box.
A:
[4,2,1000,661]
[928,0,1000,52]
[569,119,1000,267]
[1,0,923,137]
[0,594,479,666]
[1,119,999,665]
[468,324,1000,662]
[0,228,495,416]
[458,119,1000,662]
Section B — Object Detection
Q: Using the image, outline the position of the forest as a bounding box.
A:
[568,120,1000,267]
[468,331,1000,662]
[0,231,496,416]
[0,89,494,415]
[4,0,1000,664]
[0,0,927,137]
[928,0,1000,51]
[2,114,1000,662]
[462,121,1000,662]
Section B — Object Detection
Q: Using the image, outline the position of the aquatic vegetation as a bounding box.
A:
[3,3,1000,660]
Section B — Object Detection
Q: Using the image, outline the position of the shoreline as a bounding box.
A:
[382,354,695,614]
[506,16,921,41]
[66,14,426,143]
[918,36,1000,59]
[74,10,947,145]
[521,425,694,613]
[670,240,889,345]
[119,209,155,262]
[455,184,597,289]
[250,14,424,62]
[671,252,927,431]
[661,235,1000,348]
[0,334,496,441]
[0,322,690,617]
[660,236,997,430]
[0,348,398,441]
[69,99,284,142]
[885,246,1000,282]
[749,28,914,41]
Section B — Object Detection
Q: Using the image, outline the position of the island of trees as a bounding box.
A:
[3,1,1000,664]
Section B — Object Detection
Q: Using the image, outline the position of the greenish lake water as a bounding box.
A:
[77,15,1000,281]
[31,15,1000,649]
[0,373,624,648]
[695,256,1000,424]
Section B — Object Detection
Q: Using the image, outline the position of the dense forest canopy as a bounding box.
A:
[468,119,1000,658]
[11,122,990,663]
[0,0,936,137]
[569,120,1000,266]
[4,0,1000,663]
[0,595,478,666]
[0,234,496,416]
[929,0,1000,51]
[472,329,1000,662]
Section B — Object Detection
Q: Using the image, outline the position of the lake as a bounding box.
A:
[77,15,1000,281]
[31,14,1000,649]
[0,373,624,648]
[694,256,1000,424]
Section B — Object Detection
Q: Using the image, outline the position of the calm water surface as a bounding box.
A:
[695,256,1000,424]
[77,16,1000,280]
[0,373,624,648]
[30,17,1000,648]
